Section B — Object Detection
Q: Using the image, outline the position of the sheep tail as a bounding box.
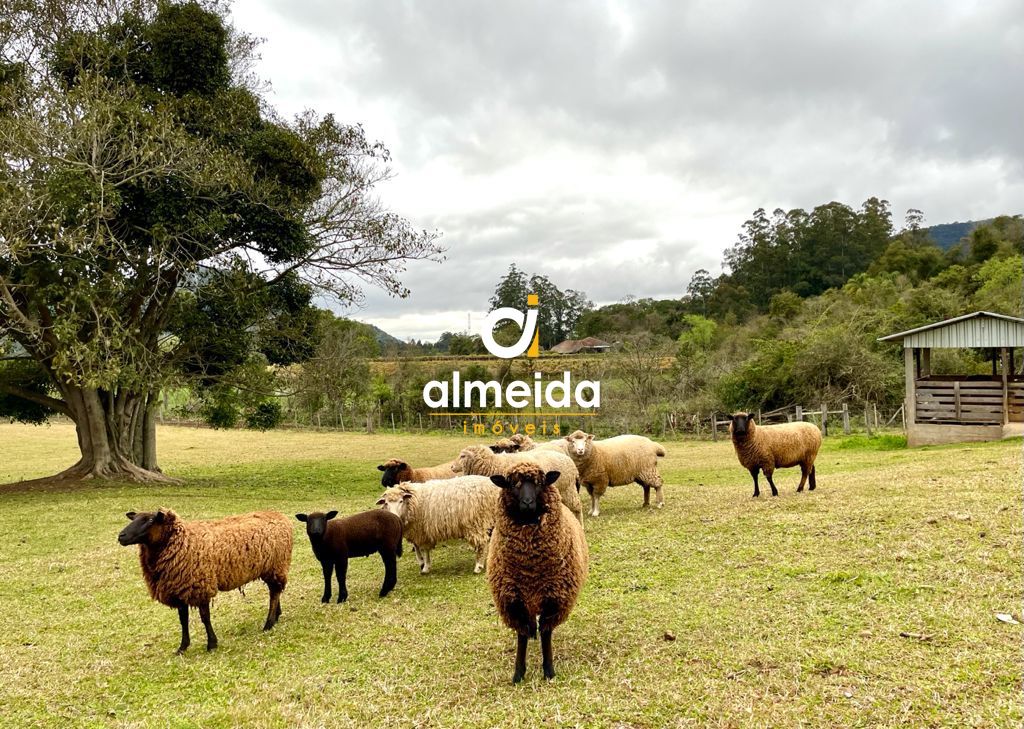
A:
[654,443,666,457]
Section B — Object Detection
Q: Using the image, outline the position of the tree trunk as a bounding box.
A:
[46,386,173,483]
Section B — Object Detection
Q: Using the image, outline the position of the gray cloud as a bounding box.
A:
[234,0,1024,340]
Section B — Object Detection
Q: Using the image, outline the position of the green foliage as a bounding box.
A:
[973,255,1023,316]
[201,392,240,429]
[0,358,54,424]
[489,264,592,348]
[245,400,283,431]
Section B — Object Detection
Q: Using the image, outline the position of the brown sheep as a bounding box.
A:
[488,462,588,683]
[118,509,292,653]
[377,457,458,487]
[729,412,822,497]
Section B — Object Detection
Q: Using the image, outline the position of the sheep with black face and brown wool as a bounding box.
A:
[488,462,588,683]
[728,411,822,497]
[377,457,458,487]
[295,508,403,603]
[117,508,292,653]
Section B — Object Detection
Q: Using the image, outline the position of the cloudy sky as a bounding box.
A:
[232,0,1023,342]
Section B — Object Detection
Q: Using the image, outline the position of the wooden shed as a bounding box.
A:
[879,311,1024,446]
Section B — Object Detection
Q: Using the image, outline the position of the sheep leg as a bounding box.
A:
[512,632,529,684]
[641,482,651,507]
[764,470,779,497]
[413,544,424,569]
[652,475,664,508]
[380,550,398,598]
[320,560,333,603]
[472,536,489,574]
[540,629,556,680]
[265,588,282,630]
[809,465,817,491]
[750,467,761,498]
[176,605,190,654]
[420,549,432,575]
[797,464,808,492]
[335,557,349,603]
[198,601,217,651]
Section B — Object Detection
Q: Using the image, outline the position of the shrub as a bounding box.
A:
[245,400,283,431]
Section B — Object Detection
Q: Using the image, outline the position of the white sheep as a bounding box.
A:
[376,476,497,574]
[452,445,585,524]
[563,430,666,517]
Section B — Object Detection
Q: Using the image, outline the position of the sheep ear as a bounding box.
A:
[325,511,338,520]
[377,464,386,471]
[401,491,414,500]
[490,474,510,489]
[125,512,137,520]
[398,462,408,469]
[375,497,386,506]
[586,434,594,441]
[489,445,501,453]
[295,513,307,522]
[153,511,165,524]
[543,471,561,487]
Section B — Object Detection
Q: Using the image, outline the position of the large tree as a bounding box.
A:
[0,1,441,482]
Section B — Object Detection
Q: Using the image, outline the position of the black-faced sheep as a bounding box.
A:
[563,430,666,516]
[377,457,458,487]
[490,433,536,453]
[453,444,585,524]
[295,509,403,603]
[488,462,588,683]
[729,412,822,497]
[117,509,292,653]
[376,476,498,574]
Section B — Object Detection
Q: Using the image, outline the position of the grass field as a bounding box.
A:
[0,422,1021,728]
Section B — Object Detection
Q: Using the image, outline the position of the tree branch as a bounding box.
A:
[0,382,71,416]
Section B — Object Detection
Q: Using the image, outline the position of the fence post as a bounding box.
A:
[821,402,828,436]
[865,403,872,436]
[900,403,906,432]
[390,413,396,432]
[712,413,718,442]
[366,414,374,433]
[842,403,850,435]
[795,405,803,422]
[874,403,879,432]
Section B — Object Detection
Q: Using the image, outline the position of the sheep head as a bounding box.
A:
[491,463,560,525]
[118,508,177,546]
[564,429,594,458]
[377,459,412,487]
[296,510,338,539]
[729,412,756,438]
[376,486,415,522]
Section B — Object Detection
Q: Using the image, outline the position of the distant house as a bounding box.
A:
[549,337,612,354]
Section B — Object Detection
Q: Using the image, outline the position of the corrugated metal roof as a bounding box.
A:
[878,311,1024,348]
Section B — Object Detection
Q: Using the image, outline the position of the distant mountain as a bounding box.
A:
[362,323,404,348]
[925,219,989,250]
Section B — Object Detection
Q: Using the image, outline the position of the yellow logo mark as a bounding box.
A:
[526,294,539,358]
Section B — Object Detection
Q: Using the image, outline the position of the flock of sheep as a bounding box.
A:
[117,413,822,683]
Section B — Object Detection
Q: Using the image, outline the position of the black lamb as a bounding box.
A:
[295,509,403,603]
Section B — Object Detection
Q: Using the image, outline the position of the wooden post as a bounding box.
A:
[712,413,718,442]
[1002,347,1010,426]
[756,409,761,424]
[821,402,828,436]
[900,403,906,432]
[874,403,879,431]
[795,405,803,422]
[842,403,850,434]
[904,347,916,427]
[391,412,396,432]
[921,348,931,379]
[865,403,872,436]
[366,414,374,433]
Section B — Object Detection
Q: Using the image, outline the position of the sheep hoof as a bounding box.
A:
[474,564,484,574]
[337,594,348,604]
[543,667,556,680]
[512,671,525,684]
[176,645,189,655]
[206,642,218,652]
[321,596,330,604]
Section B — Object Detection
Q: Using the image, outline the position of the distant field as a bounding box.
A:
[0,423,1020,727]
